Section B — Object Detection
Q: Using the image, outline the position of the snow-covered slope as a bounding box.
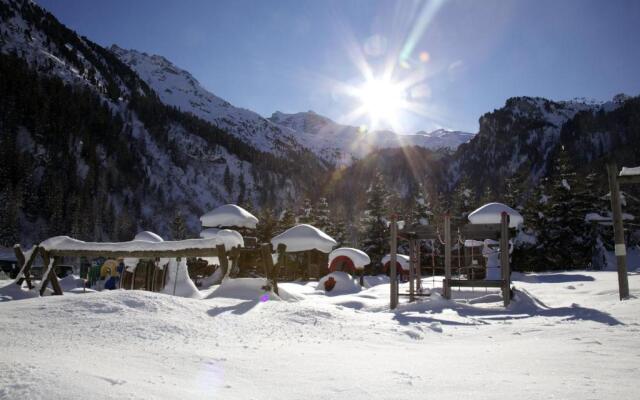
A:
[111,47,473,165]
[110,45,307,156]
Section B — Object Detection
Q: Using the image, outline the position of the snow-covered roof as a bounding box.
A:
[40,235,242,253]
[328,248,371,269]
[468,202,524,228]
[620,166,640,177]
[271,224,337,253]
[381,254,410,271]
[200,204,258,229]
[133,231,164,242]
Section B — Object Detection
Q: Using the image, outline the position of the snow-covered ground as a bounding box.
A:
[1,271,639,400]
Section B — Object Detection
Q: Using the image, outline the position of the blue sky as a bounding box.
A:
[39,0,640,133]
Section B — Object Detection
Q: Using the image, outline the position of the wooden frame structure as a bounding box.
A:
[12,243,234,296]
[606,162,639,300]
[390,212,513,309]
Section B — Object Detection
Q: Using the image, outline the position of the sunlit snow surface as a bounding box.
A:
[1,271,639,400]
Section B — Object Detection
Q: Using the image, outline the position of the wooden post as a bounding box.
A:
[390,214,398,309]
[500,212,510,307]
[443,213,452,299]
[261,243,278,295]
[607,162,630,300]
[14,245,36,289]
[409,238,416,302]
[416,240,422,292]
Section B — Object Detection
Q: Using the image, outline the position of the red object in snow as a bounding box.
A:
[328,255,357,275]
[324,276,337,291]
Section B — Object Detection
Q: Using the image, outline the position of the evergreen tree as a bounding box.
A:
[256,207,278,243]
[362,172,390,265]
[171,210,187,240]
[223,165,234,194]
[411,182,432,226]
[311,197,331,231]
[297,198,313,224]
[451,176,476,223]
[278,207,296,234]
[236,172,246,205]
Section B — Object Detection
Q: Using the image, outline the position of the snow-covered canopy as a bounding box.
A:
[133,231,164,242]
[328,248,371,270]
[40,235,242,253]
[620,166,640,176]
[468,202,524,228]
[585,212,634,224]
[200,204,258,229]
[381,254,410,271]
[271,224,337,253]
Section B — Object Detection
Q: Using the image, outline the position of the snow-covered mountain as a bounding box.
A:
[269,110,473,164]
[111,47,473,165]
[450,95,631,192]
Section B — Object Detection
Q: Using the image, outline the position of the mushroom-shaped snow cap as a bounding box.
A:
[468,202,523,228]
[200,204,259,229]
[133,231,164,242]
[329,248,371,270]
[271,224,337,253]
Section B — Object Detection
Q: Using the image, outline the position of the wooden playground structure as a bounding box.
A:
[389,212,514,309]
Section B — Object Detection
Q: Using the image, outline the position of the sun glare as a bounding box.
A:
[356,78,406,128]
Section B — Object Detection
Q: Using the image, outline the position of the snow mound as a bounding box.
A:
[58,275,86,291]
[200,204,258,229]
[468,202,524,228]
[271,224,337,253]
[199,228,244,248]
[207,278,279,301]
[161,259,202,299]
[0,283,39,302]
[329,248,370,269]
[317,272,361,295]
[381,254,410,271]
[133,231,164,242]
[362,274,390,288]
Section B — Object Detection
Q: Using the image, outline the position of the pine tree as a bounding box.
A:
[236,172,246,205]
[223,165,234,195]
[297,198,313,224]
[171,210,187,240]
[451,176,476,223]
[256,207,278,243]
[278,207,296,234]
[411,183,432,226]
[362,172,390,265]
[311,197,331,231]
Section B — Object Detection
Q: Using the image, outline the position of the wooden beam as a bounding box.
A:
[500,212,510,307]
[47,248,220,259]
[446,279,504,288]
[460,224,502,240]
[13,245,37,289]
[400,225,438,239]
[390,214,398,309]
[618,175,640,185]
[416,240,422,292]
[607,162,630,300]
[443,214,452,299]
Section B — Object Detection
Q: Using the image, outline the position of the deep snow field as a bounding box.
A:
[1,271,639,400]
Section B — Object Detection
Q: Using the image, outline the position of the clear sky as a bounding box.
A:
[38,0,640,133]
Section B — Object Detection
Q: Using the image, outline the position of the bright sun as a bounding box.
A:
[356,78,406,128]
